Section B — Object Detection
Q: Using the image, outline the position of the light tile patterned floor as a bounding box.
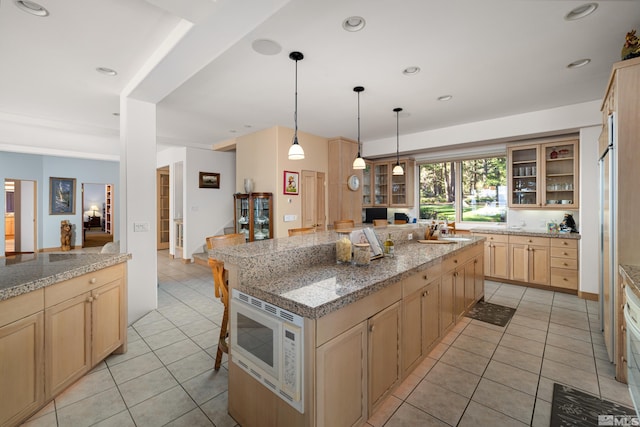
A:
[22,252,632,426]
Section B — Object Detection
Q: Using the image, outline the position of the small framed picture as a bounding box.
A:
[284,171,299,195]
[199,172,220,189]
[49,177,76,215]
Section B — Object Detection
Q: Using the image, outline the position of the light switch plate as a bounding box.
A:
[284,214,297,222]
[133,222,150,232]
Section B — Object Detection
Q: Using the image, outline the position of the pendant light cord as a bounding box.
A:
[357,90,361,154]
[396,109,400,165]
[294,57,298,139]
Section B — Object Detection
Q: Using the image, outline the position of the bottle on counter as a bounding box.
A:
[384,233,395,256]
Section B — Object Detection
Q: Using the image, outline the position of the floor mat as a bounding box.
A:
[551,383,636,427]
[465,300,515,327]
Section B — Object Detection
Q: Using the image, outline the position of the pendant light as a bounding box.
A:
[288,51,305,160]
[392,107,404,175]
[352,86,366,169]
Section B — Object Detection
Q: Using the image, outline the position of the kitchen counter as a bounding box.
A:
[621,264,640,299]
[209,225,484,318]
[0,252,130,301]
[472,226,581,240]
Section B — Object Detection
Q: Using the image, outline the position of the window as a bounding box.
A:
[419,156,507,223]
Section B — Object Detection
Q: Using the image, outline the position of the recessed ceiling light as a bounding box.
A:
[229,130,237,133]
[402,66,421,76]
[437,95,453,101]
[567,58,591,69]
[564,3,598,21]
[112,112,120,117]
[96,67,118,76]
[342,16,366,32]
[14,0,49,17]
[244,125,252,128]
[251,39,282,56]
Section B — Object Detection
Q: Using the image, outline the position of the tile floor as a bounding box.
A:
[22,251,633,427]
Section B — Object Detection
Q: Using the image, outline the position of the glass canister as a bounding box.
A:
[353,243,371,266]
[336,230,352,264]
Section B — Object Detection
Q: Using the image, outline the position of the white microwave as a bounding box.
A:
[230,289,304,413]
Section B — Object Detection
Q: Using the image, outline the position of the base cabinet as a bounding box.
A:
[0,311,44,427]
[316,321,368,427]
[368,302,401,412]
[509,236,550,286]
[402,277,440,376]
[0,264,127,427]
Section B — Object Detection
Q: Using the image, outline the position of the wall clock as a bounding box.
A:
[347,174,360,191]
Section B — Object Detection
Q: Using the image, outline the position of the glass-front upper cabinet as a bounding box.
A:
[234,192,273,241]
[542,140,579,209]
[362,161,373,207]
[508,139,579,209]
[390,160,414,206]
[508,145,540,208]
[374,163,389,206]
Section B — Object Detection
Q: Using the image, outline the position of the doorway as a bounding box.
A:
[4,179,37,255]
[157,167,170,250]
[301,170,326,230]
[82,183,114,248]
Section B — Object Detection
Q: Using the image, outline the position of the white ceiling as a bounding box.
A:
[1,0,639,156]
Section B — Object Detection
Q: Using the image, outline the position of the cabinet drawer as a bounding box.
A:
[45,264,125,308]
[550,268,578,290]
[403,262,441,296]
[473,233,509,244]
[443,249,473,272]
[550,247,578,259]
[551,257,578,270]
[0,289,44,327]
[550,238,578,249]
[509,235,549,247]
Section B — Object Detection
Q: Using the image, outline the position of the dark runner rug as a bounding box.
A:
[465,300,516,327]
[550,383,636,427]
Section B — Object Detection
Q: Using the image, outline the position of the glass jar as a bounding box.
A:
[336,231,352,264]
[353,243,371,266]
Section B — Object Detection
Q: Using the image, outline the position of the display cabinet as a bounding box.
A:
[363,159,415,208]
[234,192,273,242]
[508,139,579,209]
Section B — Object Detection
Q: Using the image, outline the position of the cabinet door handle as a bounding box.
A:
[454,259,458,264]
[423,274,428,281]
[528,239,532,243]
[89,278,97,284]
[94,293,100,300]
[563,252,568,256]
[622,325,627,332]
[86,296,94,303]
[563,262,568,266]
[370,325,375,332]
[563,278,568,281]
[563,241,568,246]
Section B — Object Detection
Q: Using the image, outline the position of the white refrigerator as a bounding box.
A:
[600,112,616,362]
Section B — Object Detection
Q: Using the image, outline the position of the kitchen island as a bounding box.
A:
[0,253,129,427]
[209,225,484,427]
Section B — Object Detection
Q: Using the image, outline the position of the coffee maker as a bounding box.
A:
[559,213,577,233]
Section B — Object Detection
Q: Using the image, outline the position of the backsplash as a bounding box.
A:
[507,209,579,231]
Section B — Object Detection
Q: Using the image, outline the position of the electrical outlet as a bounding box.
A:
[407,233,413,240]
[133,222,150,232]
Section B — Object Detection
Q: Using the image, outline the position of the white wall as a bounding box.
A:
[184,147,236,259]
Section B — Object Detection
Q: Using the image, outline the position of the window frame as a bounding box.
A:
[417,154,508,226]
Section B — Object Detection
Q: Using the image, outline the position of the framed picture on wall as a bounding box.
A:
[283,171,299,195]
[49,177,76,215]
[199,172,220,189]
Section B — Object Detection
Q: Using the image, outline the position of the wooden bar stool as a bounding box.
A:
[288,227,315,236]
[207,233,245,370]
[333,219,355,230]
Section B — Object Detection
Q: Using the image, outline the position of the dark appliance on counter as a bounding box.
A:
[559,213,577,233]
[365,207,387,224]
[394,212,409,224]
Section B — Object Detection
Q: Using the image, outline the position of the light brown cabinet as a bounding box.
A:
[475,233,509,280]
[550,238,578,290]
[368,301,401,413]
[328,138,363,226]
[234,193,273,242]
[508,139,579,209]
[316,321,368,427]
[363,159,415,208]
[157,170,169,248]
[509,235,550,286]
[402,266,441,376]
[0,290,44,427]
[45,264,126,398]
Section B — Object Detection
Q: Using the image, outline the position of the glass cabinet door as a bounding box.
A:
[390,161,408,206]
[253,195,271,240]
[509,146,539,207]
[374,163,389,206]
[362,162,372,207]
[234,195,250,241]
[542,141,578,208]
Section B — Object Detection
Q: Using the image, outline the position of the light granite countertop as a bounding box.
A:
[210,225,484,319]
[620,264,640,299]
[0,252,130,301]
[471,227,581,240]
